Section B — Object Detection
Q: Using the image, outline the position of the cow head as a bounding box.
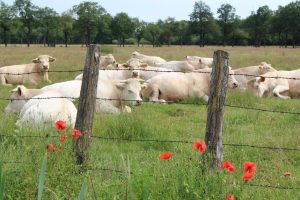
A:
[258,62,276,74]
[247,76,269,97]
[228,67,239,89]
[4,85,28,114]
[32,55,56,71]
[116,78,144,106]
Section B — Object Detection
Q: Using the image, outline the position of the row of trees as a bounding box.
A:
[1,0,300,47]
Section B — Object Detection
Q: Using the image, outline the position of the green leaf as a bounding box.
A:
[38,154,47,200]
[78,180,87,200]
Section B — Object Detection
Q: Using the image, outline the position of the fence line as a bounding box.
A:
[1,134,299,152]
[1,96,300,115]
[1,68,300,80]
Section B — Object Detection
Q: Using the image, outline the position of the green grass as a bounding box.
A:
[0,45,300,199]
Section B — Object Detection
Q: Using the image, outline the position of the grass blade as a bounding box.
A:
[78,180,87,200]
[0,159,4,200]
[38,154,47,200]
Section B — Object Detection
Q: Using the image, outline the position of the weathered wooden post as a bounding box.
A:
[204,50,229,169]
[74,44,100,165]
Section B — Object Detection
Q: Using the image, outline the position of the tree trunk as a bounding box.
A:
[64,31,68,47]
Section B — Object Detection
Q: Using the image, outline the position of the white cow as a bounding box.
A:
[186,56,213,66]
[233,62,276,90]
[0,55,55,85]
[156,60,208,72]
[42,78,144,114]
[131,51,166,66]
[100,54,116,68]
[247,69,300,99]
[141,68,238,102]
[4,85,77,128]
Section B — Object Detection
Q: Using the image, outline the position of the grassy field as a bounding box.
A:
[0,45,300,199]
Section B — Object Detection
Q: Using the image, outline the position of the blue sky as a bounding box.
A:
[3,0,293,22]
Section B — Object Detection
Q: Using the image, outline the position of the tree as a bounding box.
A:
[190,1,214,47]
[111,12,135,47]
[217,3,236,46]
[61,11,74,47]
[132,18,146,47]
[72,1,106,46]
[162,17,176,46]
[144,23,161,47]
[174,20,190,46]
[0,1,15,47]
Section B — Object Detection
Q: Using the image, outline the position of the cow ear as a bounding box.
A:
[48,56,56,62]
[123,63,129,68]
[17,86,23,96]
[32,58,39,63]
[141,83,147,90]
[116,80,127,90]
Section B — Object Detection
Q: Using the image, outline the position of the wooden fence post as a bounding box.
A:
[74,44,100,165]
[204,50,229,169]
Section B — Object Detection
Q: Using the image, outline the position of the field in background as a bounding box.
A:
[0,45,300,199]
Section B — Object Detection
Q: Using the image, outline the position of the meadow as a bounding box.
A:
[0,45,300,199]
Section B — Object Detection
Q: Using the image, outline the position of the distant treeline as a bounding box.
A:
[1,0,300,47]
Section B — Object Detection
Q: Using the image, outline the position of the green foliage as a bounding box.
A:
[0,159,4,200]
[37,154,47,200]
[78,180,87,200]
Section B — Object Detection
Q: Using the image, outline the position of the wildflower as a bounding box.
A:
[55,120,67,131]
[226,194,234,200]
[47,143,55,151]
[72,129,82,140]
[160,152,172,160]
[243,172,254,181]
[193,141,206,153]
[243,162,256,174]
[283,172,291,177]
[60,134,67,142]
[222,161,235,172]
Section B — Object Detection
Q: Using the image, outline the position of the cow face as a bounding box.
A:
[247,76,269,97]
[228,68,239,89]
[32,55,56,71]
[4,85,28,114]
[101,54,116,66]
[116,78,144,106]
[259,62,276,74]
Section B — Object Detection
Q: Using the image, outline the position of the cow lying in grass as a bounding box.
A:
[42,78,144,114]
[4,85,77,128]
[141,68,238,102]
[0,55,56,85]
[247,69,300,99]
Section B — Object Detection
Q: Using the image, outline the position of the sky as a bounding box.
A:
[3,0,294,22]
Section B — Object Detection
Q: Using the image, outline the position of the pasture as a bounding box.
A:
[0,45,300,199]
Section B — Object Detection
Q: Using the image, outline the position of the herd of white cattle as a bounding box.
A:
[1,51,299,128]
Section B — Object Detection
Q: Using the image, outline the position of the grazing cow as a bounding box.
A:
[233,62,276,90]
[156,60,208,72]
[100,54,116,68]
[247,69,300,99]
[0,55,56,85]
[186,56,213,66]
[42,78,144,114]
[4,85,77,128]
[141,68,238,102]
[131,51,166,66]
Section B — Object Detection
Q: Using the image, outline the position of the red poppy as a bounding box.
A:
[226,194,234,200]
[160,152,172,160]
[60,134,67,142]
[283,172,291,177]
[194,141,206,153]
[47,143,55,151]
[72,129,82,140]
[55,120,67,131]
[243,172,254,181]
[221,161,235,172]
[243,162,257,174]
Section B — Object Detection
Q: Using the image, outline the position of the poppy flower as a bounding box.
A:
[283,172,291,177]
[60,134,67,142]
[243,162,257,174]
[222,161,235,172]
[47,143,55,151]
[72,129,82,140]
[194,141,206,153]
[226,194,234,200]
[243,172,254,181]
[160,152,172,160]
[55,120,67,131]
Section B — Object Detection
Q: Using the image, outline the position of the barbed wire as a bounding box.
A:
[1,68,300,80]
[1,96,300,115]
[1,134,299,152]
